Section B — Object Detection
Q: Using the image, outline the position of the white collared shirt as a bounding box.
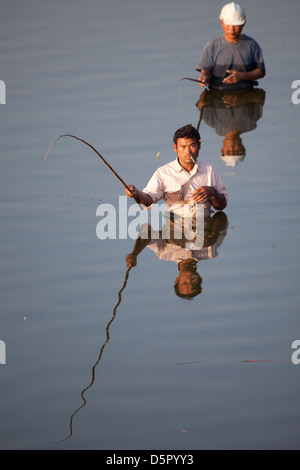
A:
[143,159,228,211]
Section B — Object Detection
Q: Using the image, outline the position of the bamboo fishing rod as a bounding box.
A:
[180,77,201,84]
[44,134,138,200]
[180,77,208,87]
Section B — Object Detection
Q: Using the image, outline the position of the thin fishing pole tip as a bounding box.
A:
[43,133,132,192]
[44,134,66,163]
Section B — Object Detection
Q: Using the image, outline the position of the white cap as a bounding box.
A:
[219,2,246,25]
[220,154,246,166]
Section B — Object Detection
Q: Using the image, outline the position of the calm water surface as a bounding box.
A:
[0,0,299,450]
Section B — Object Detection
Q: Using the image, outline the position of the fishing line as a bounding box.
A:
[177,80,186,124]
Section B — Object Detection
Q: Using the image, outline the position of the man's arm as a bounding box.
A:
[192,186,227,211]
[125,185,153,207]
[126,224,152,268]
[210,188,227,210]
[222,67,265,85]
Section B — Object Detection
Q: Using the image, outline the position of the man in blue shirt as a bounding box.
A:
[196,2,265,89]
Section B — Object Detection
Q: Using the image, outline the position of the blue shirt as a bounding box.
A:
[196,34,265,89]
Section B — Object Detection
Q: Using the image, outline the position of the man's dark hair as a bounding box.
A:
[173,124,201,145]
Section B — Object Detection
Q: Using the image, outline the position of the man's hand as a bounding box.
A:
[126,254,137,268]
[125,185,138,199]
[222,69,244,85]
[222,93,246,108]
[192,186,215,203]
[198,70,211,87]
[192,186,227,210]
[125,185,153,207]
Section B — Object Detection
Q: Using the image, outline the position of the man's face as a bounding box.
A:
[174,137,200,167]
[176,271,202,296]
[221,134,245,156]
[221,20,245,42]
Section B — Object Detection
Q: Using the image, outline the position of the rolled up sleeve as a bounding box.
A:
[143,171,165,204]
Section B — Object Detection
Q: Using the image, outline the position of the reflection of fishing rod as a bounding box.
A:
[54,266,132,443]
[196,88,208,132]
[179,78,208,131]
[44,134,138,202]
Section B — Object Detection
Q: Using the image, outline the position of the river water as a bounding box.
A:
[0,0,299,450]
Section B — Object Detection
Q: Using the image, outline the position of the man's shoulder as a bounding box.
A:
[204,35,224,49]
[241,34,262,48]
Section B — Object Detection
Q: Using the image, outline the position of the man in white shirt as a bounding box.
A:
[125,124,228,214]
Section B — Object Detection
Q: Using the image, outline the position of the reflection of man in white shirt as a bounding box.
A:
[125,125,228,216]
[126,212,228,299]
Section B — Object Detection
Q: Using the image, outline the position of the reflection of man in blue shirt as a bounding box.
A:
[196,2,265,90]
[196,87,266,166]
